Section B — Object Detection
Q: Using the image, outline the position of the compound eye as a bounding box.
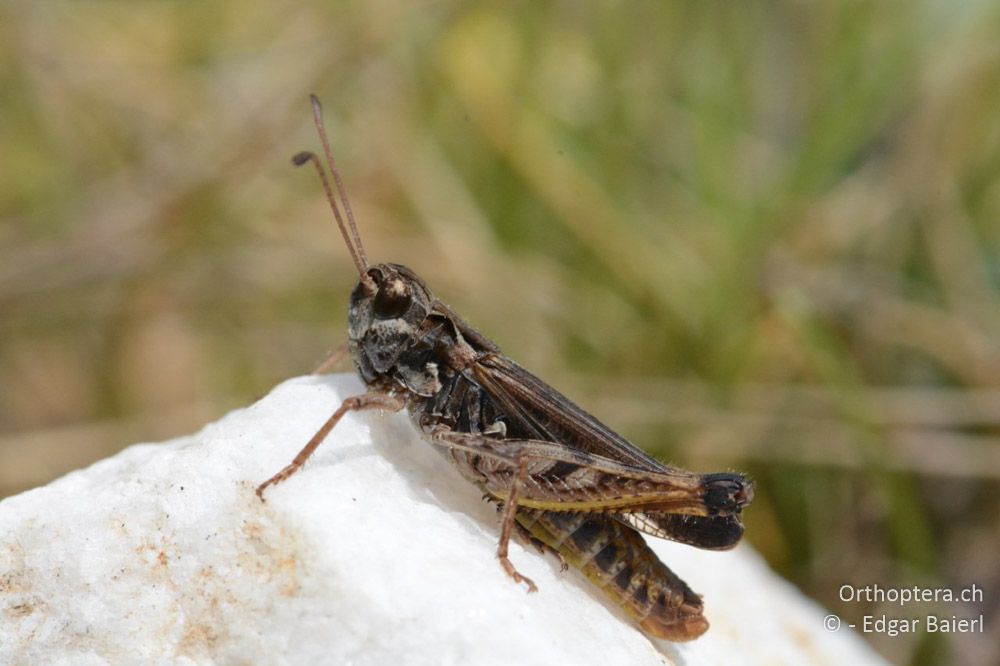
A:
[372,278,412,319]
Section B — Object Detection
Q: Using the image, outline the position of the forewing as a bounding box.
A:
[451,316,750,550]
[470,352,668,470]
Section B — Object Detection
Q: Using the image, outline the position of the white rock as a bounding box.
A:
[0,374,885,666]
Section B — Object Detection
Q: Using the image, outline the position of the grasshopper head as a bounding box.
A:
[348,263,435,380]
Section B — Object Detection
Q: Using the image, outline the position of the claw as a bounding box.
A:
[499,555,538,593]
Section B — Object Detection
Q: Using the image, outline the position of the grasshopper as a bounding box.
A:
[256,96,754,641]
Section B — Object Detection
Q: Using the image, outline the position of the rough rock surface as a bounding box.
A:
[0,374,885,665]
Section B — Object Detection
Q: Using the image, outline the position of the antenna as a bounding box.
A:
[310,95,368,268]
[292,95,371,282]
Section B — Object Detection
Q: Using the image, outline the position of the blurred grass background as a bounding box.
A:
[2,1,999,663]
